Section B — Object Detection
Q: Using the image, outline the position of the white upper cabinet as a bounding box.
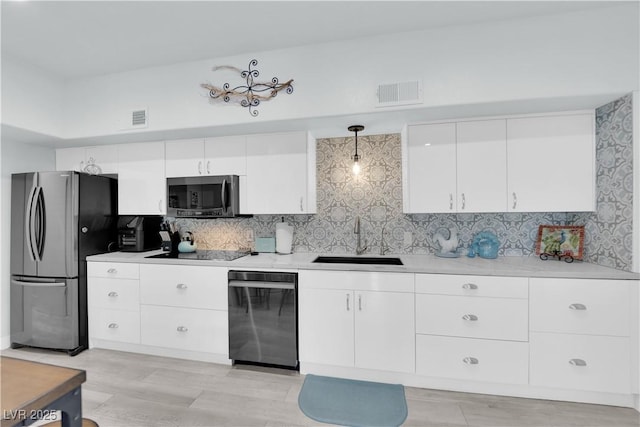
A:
[405,111,595,214]
[507,113,595,212]
[405,120,506,213]
[164,138,205,177]
[405,123,457,213]
[456,120,507,212]
[245,131,316,214]
[205,135,247,176]
[117,141,166,215]
[165,136,247,177]
[56,145,118,174]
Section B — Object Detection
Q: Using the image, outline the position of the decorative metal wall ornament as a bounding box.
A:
[201,59,294,117]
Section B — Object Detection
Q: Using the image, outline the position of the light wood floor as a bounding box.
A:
[2,347,638,427]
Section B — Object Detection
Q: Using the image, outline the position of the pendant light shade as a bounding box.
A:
[348,125,364,175]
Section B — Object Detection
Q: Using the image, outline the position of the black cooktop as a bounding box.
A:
[145,250,250,261]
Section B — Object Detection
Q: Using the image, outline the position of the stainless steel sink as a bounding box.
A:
[312,256,403,265]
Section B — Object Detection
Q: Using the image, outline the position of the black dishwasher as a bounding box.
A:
[228,270,298,369]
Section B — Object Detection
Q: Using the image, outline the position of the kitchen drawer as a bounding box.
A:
[140,305,228,355]
[416,294,528,341]
[88,262,139,280]
[416,334,528,384]
[299,270,414,293]
[88,277,139,310]
[89,308,140,344]
[530,278,630,337]
[140,264,227,310]
[530,332,631,393]
[416,274,528,299]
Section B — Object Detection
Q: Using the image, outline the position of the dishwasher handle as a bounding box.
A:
[228,280,295,290]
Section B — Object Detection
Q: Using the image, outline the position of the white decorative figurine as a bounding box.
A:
[434,227,459,258]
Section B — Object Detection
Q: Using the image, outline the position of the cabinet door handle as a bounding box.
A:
[461,193,466,210]
[569,303,587,310]
[198,161,203,175]
[107,268,117,274]
[177,326,188,332]
[158,199,163,212]
[512,192,517,210]
[176,283,188,290]
[108,323,119,329]
[206,160,211,174]
[107,291,118,297]
[462,283,478,290]
[358,294,362,311]
[449,193,453,210]
[300,197,304,212]
[462,314,478,321]
[346,293,350,311]
[463,357,479,365]
[569,358,587,367]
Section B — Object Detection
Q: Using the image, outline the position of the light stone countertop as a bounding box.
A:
[87,250,640,280]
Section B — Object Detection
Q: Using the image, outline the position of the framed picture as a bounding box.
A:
[535,225,585,260]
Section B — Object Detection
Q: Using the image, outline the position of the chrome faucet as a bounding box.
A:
[354,216,368,255]
[379,225,388,255]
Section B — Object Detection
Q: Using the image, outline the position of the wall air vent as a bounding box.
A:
[376,80,422,108]
[117,108,148,131]
[131,109,148,127]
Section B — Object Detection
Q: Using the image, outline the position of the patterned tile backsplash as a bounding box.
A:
[571,93,634,271]
[174,94,634,271]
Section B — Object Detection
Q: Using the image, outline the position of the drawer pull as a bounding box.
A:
[107,268,117,274]
[463,357,479,365]
[108,291,118,297]
[462,314,478,321]
[569,358,587,367]
[177,326,189,332]
[462,283,478,290]
[569,303,587,310]
[346,293,350,311]
[176,283,188,290]
[108,323,119,329]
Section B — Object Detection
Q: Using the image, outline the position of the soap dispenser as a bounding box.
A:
[275,217,293,254]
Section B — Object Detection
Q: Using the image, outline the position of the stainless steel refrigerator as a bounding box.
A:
[10,171,117,355]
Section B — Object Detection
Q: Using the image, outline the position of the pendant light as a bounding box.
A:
[348,125,364,175]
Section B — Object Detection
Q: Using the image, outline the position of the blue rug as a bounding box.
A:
[298,374,408,427]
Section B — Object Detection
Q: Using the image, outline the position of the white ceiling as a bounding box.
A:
[1,1,620,80]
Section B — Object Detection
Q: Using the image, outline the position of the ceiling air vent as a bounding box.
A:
[376,80,422,108]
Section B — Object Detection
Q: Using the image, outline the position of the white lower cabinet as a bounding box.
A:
[530,332,630,393]
[416,335,529,384]
[87,262,141,345]
[415,274,529,385]
[416,294,528,341]
[90,308,141,344]
[298,270,415,373]
[528,278,633,394]
[140,305,228,354]
[299,288,354,367]
[139,264,229,356]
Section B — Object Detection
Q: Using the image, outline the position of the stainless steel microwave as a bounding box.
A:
[167,175,240,218]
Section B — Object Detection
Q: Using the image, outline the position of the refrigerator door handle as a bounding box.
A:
[11,278,66,287]
[26,184,39,261]
[35,186,46,261]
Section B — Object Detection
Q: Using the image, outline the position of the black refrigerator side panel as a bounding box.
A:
[78,174,118,349]
[10,173,37,276]
[78,174,118,259]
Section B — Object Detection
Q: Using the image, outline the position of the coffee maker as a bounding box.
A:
[117,216,163,252]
